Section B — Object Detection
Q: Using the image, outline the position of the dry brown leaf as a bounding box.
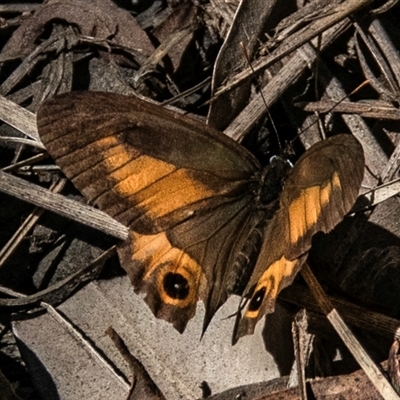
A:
[1,0,154,62]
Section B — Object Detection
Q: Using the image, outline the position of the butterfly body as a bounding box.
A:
[36,91,364,342]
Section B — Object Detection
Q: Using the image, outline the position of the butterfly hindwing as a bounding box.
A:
[232,134,364,343]
[118,195,261,332]
[37,91,262,332]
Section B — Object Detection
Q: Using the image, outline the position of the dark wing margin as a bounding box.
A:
[233,134,365,343]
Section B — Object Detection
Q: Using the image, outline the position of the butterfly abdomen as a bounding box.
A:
[224,157,293,296]
[229,219,266,295]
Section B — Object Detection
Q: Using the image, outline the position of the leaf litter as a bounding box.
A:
[1,0,400,398]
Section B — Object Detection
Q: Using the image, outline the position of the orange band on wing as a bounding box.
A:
[98,136,177,194]
[132,169,215,219]
[288,172,341,244]
[84,136,216,220]
[112,155,176,196]
[244,256,298,319]
[128,231,205,308]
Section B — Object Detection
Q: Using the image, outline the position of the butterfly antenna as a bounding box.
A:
[201,295,246,340]
[292,79,370,145]
[231,297,248,345]
[240,42,282,151]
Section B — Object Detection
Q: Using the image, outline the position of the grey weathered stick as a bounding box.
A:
[0,94,43,145]
[281,282,400,341]
[301,263,400,400]
[224,18,349,141]
[0,178,66,268]
[0,171,128,241]
[213,0,374,99]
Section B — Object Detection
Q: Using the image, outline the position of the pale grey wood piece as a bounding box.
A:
[13,276,284,400]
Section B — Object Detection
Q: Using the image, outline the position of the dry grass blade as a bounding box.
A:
[0,36,66,97]
[282,282,400,342]
[41,302,130,390]
[388,339,400,393]
[381,143,400,182]
[134,27,193,83]
[291,310,311,399]
[299,100,400,120]
[1,153,48,172]
[368,18,400,85]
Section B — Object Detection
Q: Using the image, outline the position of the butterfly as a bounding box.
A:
[36,91,365,344]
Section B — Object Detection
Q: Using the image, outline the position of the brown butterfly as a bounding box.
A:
[36,91,364,344]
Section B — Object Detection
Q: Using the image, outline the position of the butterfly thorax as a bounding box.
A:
[257,155,292,217]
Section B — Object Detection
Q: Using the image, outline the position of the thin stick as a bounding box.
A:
[301,262,400,400]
